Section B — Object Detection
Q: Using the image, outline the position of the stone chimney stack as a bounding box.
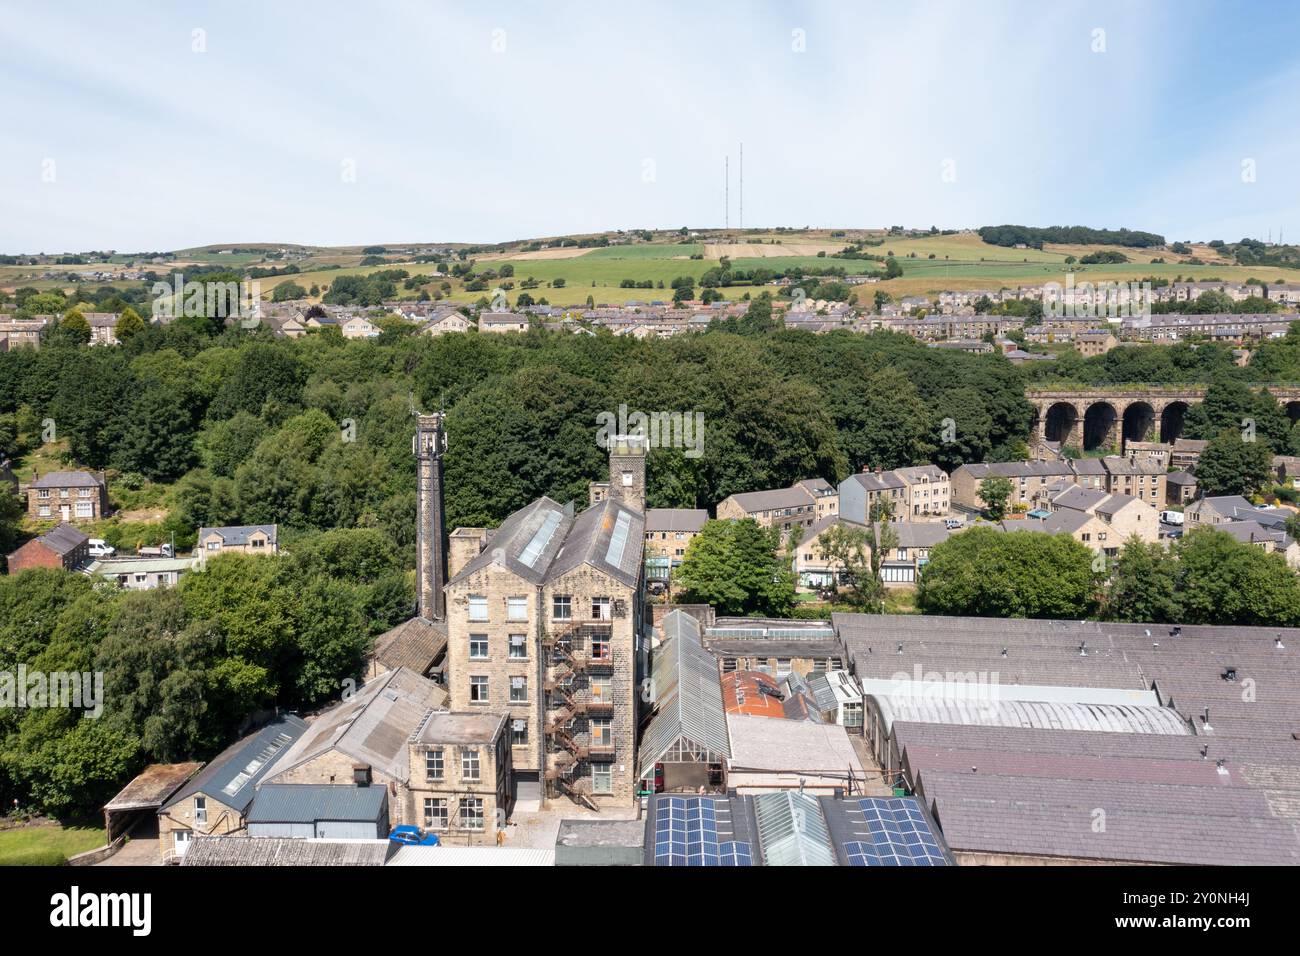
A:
[606,434,647,514]
[414,412,448,621]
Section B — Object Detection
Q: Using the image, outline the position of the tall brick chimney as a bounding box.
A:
[414,412,447,621]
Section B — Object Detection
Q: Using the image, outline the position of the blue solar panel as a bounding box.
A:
[654,797,726,866]
[720,841,753,866]
[851,798,949,866]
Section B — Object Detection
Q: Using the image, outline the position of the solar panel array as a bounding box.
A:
[653,797,752,866]
[846,798,948,866]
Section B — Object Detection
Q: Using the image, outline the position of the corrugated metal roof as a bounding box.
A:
[806,670,862,710]
[246,784,387,824]
[869,693,1190,736]
[182,837,391,866]
[637,610,731,780]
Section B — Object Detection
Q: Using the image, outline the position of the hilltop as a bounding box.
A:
[3,226,1298,311]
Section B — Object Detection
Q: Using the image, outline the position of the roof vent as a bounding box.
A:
[1078,641,1088,657]
[1171,625,1182,638]
[1215,758,1228,776]
[896,644,903,655]
[1222,667,1237,683]
[1276,636,1286,650]
[1000,648,1008,658]
[1200,744,1209,760]
[1201,707,1213,733]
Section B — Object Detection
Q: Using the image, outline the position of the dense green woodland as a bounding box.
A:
[4,312,1300,818]
[0,314,1039,542]
[0,315,1036,817]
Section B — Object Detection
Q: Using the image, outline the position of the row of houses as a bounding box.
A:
[6,519,278,580]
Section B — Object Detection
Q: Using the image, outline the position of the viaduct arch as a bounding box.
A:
[1026,385,1300,452]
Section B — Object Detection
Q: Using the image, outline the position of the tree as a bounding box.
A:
[1104,537,1182,623]
[1175,528,1300,626]
[48,310,91,347]
[737,293,777,335]
[818,522,873,604]
[1195,428,1274,497]
[917,526,1098,619]
[111,386,199,481]
[673,518,795,616]
[977,475,1014,520]
[115,306,146,342]
[272,281,308,302]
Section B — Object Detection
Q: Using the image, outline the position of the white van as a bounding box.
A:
[1159,510,1184,525]
[87,538,116,557]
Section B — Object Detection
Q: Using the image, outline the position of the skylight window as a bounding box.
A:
[519,510,562,568]
[605,511,632,567]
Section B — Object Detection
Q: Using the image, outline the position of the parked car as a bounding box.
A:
[87,539,116,558]
[388,825,439,847]
[943,518,964,530]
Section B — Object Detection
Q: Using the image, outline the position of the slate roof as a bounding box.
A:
[959,461,1072,480]
[266,668,442,786]
[920,769,1300,865]
[645,508,708,533]
[893,522,951,548]
[726,485,815,513]
[447,496,643,589]
[30,470,103,489]
[846,471,907,492]
[160,714,309,814]
[34,522,89,556]
[197,524,277,546]
[368,617,448,674]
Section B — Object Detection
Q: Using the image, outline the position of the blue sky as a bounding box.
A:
[2,0,1299,252]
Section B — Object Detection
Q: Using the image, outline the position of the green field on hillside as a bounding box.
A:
[580,243,702,259]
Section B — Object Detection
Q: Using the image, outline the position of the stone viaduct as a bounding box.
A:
[1025,385,1300,452]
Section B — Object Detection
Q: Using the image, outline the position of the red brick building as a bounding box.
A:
[6,523,90,574]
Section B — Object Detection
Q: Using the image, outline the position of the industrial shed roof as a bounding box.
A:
[181,837,391,867]
[921,769,1300,866]
[637,610,731,780]
[867,693,1190,736]
[245,784,387,824]
[726,713,864,775]
[266,667,442,786]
